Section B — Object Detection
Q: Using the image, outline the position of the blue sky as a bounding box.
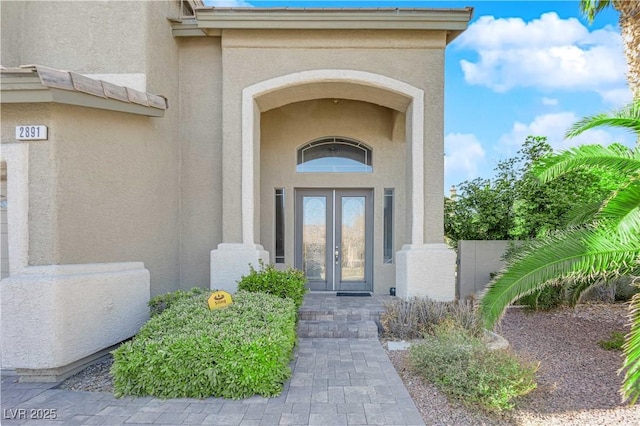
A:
[207,1,633,192]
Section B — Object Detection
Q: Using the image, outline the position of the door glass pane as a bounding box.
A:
[275,189,285,263]
[383,189,394,264]
[341,197,365,281]
[302,197,326,281]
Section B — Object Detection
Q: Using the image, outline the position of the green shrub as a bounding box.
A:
[614,277,639,302]
[516,285,565,311]
[238,261,308,310]
[516,277,638,308]
[409,322,537,413]
[598,331,625,351]
[380,297,481,340]
[111,290,296,399]
[148,287,206,317]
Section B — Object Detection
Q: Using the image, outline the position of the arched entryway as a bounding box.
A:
[240,69,425,248]
[212,69,455,299]
[260,100,392,293]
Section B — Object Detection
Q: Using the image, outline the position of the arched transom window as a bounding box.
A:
[296,137,372,173]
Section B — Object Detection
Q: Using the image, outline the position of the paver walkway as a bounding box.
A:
[1,295,424,425]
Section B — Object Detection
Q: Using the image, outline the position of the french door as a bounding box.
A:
[295,189,373,291]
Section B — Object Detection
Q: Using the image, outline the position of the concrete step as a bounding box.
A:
[298,308,383,322]
[297,320,380,339]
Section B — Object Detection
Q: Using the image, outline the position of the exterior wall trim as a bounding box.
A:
[1,88,166,117]
[241,69,425,247]
[192,8,472,42]
[1,66,166,117]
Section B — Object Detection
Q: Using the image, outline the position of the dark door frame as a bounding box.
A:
[295,188,373,292]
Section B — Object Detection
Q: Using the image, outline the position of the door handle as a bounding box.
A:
[335,246,339,264]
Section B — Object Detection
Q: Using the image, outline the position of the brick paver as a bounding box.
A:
[1,295,424,425]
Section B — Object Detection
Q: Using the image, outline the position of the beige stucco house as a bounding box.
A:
[0,1,472,379]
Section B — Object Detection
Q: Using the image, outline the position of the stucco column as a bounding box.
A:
[220,59,243,244]
[424,53,447,245]
[395,83,456,301]
[210,76,268,292]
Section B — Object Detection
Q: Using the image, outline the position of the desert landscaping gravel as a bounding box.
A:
[60,303,640,425]
[387,303,640,425]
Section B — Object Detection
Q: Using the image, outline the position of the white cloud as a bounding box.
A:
[445,133,486,183]
[598,87,633,105]
[498,112,627,153]
[542,97,558,106]
[458,13,589,49]
[456,12,628,105]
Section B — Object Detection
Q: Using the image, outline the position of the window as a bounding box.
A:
[275,188,285,264]
[297,137,372,173]
[179,0,196,18]
[383,189,394,264]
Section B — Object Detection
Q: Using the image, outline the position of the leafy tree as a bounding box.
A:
[511,137,620,239]
[445,136,617,245]
[479,100,640,402]
[444,176,514,245]
[445,141,528,245]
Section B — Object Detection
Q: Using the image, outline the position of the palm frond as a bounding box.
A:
[579,0,612,23]
[615,209,640,242]
[534,144,640,184]
[565,99,640,139]
[486,97,640,403]
[565,201,603,226]
[622,284,640,403]
[598,177,640,240]
[480,227,640,329]
[566,117,640,139]
[564,276,612,306]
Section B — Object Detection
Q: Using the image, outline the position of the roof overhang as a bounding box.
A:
[172,7,473,44]
[1,65,168,117]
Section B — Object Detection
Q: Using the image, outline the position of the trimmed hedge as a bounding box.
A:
[238,261,308,310]
[111,290,296,399]
[148,287,206,317]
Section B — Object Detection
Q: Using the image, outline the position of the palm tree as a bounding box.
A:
[579,1,640,98]
[479,99,640,402]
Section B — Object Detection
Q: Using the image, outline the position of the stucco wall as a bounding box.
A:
[457,240,518,299]
[177,37,224,289]
[260,99,406,293]
[138,0,182,295]
[0,1,147,73]
[219,29,447,247]
[3,11,451,296]
[45,105,176,295]
[1,1,183,296]
[0,103,178,296]
[1,262,149,374]
[0,1,23,67]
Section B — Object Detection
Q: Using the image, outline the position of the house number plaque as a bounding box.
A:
[15,125,48,141]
